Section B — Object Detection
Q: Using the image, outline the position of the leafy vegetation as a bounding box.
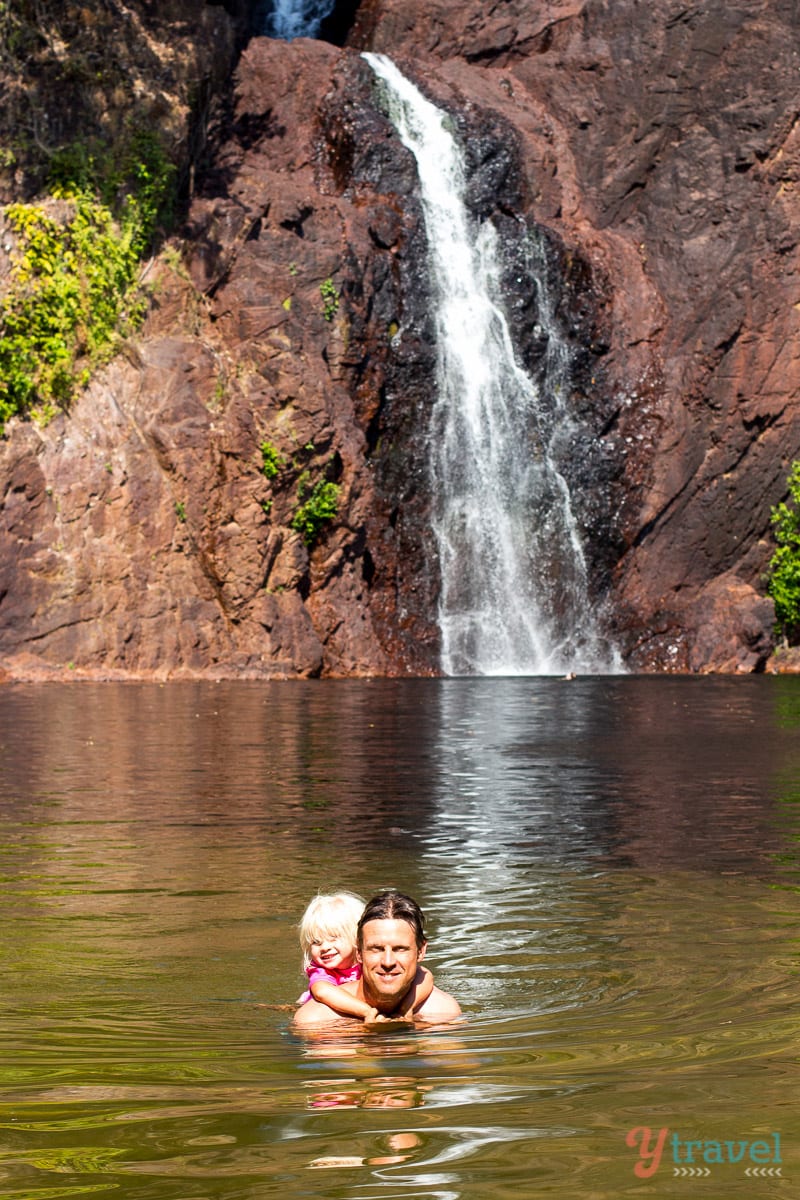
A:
[291,474,340,546]
[319,277,339,322]
[260,440,284,479]
[0,130,176,431]
[766,459,800,643]
[49,130,176,257]
[0,195,138,426]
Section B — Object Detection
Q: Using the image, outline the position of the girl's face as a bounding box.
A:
[309,931,356,971]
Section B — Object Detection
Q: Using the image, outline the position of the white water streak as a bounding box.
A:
[364,54,620,676]
[265,0,335,39]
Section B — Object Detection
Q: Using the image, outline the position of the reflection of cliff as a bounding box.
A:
[0,681,446,997]
[0,680,445,900]
[1,2,798,677]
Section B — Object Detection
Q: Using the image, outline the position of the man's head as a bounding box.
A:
[356,890,427,1012]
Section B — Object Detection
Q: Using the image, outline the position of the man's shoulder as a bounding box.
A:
[418,985,462,1020]
[292,980,360,1028]
[292,998,344,1027]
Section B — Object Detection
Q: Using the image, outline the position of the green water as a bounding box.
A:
[0,677,798,1197]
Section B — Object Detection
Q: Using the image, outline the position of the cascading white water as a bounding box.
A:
[263,0,335,39]
[364,53,621,676]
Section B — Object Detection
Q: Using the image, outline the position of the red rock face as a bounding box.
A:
[343,0,800,672]
[0,38,440,679]
[1,1,798,677]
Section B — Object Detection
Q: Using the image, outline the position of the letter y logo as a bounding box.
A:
[626,1126,668,1178]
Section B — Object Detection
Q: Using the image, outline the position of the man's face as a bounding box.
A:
[358,917,426,1011]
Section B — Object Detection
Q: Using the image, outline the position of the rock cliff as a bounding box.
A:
[0,0,798,678]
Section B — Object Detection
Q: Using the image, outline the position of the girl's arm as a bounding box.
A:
[309,979,378,1021]
[395,965,434,1017]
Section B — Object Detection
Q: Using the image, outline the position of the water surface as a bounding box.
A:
[1,676,798,1197]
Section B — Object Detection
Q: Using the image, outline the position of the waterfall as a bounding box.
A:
[262,0,335,39]
[363,53,620,677]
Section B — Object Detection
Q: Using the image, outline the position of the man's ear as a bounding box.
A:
[418,940,427,962]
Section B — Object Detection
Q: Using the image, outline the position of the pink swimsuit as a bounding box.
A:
[299,961,361,1004]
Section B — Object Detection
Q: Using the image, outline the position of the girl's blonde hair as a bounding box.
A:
[298,891,365,969]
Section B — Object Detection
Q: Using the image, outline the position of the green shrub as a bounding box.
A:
[319,277,339,322]
[260,440,284,480]
[291,475,340,546]
[0,130,176,431]
[0,193,143,427]
[767,460,800,643]
[49,129,176,256]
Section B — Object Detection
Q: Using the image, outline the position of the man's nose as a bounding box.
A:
[379,946,396,967]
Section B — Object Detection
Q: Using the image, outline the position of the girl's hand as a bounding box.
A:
[364,1011,415,1029]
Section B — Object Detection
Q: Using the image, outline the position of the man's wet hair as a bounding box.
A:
[357,889,426,949]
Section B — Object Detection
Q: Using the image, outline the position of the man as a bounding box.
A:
[292,889,462,1028]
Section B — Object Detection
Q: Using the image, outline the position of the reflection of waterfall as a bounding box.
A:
[422,677,616,1015]
[263,0,335,39]
[364,53,620,677]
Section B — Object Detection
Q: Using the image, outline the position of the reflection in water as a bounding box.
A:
[309,1129,422,1170]
[306,1076,430,1109]
[306,1077,425,1171]
[0,678,799,1199]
